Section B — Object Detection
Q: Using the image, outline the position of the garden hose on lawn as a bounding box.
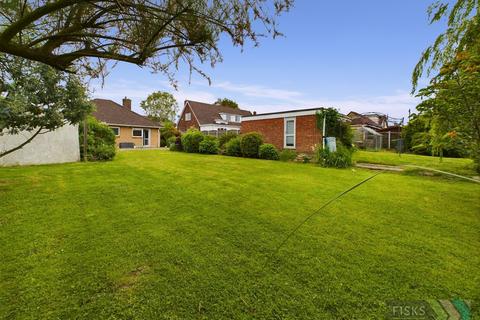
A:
[404,165,480,183]
[267,172,383,264]
[266,165,478,267]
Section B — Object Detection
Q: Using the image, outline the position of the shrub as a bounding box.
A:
[240,132,263,158]
[181,128,204,153]
[199,137,219,154]
[315,144,353,168]
[160,121,179,147]
[259,144,280,160]
[218,131,238,149]
[91,144,116,160]
[167,136,177,147]
[169,136,182,151]
[316,108,354,148]
[225,137,242,157]
[79,116,116,161]
[279,149,297,162]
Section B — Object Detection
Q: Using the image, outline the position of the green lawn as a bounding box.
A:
[353,150,477,177]
[1,150,479,319]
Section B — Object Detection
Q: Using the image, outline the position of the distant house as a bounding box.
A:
[92,98,162,148]
[347,111,403,150]
[241,108,323,153]
[177,100,252,135]
[347,111,388,129]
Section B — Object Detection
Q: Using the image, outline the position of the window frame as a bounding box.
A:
[111,127,120,136]
[132,128,143,138]
[185,112,192,121]
[235,115,241,122]
[284,117,296,149]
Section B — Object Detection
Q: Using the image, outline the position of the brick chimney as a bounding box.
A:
[253,111,257,115]
[122,97,132,110]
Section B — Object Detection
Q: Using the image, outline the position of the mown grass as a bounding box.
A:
[1,150,479,319]
[353,150,477,177]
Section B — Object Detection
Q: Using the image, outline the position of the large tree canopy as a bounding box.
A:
[140,91,179,123]
[411,0,480,171]
[0,0,292,81]
[412,0,479,91]
[0,54,93,158]
[214,97,238,109]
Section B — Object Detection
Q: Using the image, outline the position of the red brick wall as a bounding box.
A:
[241,114,322,153]
[296,115,322,153]
[177,104,200,132]
[241,118,284,150]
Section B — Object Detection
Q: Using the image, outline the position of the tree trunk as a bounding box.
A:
[83,118,87,162]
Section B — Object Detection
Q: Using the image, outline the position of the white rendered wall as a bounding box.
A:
[0,124,80,166]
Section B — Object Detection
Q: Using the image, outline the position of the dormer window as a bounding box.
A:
[236,115,241,122]
[220,114,227,120]
[230,115,236,122]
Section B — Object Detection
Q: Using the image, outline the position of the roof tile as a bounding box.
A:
[185,100,251,125]
[91,99,161,128]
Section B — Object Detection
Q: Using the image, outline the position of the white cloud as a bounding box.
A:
[90,77,418,120]
[212,81,303,100]
[205,81,417,119]
[247,91,419,120]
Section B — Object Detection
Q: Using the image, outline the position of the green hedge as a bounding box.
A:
[169,136,182,151]
[259,144,280,160]
[218,131,238,150]
[199,137,219,154]
[181,128,204,153]
[225,137,242,157]
[78,116,116,161]
[240,132,263,158]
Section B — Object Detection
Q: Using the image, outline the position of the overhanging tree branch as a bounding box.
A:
[0,127,43,159]
[0,0,292,78]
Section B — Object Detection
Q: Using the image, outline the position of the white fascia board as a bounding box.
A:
[200,124,241,131]
[243,109,320,121]
[107,123,161,129]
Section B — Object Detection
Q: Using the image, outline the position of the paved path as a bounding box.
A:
[355,162,404,172]
[356,162,480,183]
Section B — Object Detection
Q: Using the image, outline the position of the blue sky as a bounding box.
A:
[90,0,445,119]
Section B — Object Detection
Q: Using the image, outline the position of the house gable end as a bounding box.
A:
[177,101,201,132]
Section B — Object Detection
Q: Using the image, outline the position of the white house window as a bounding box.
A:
[185,113,191,121]
[132,128,143,137]
[236,115,241,122]
[220,114,227,120]
[230,115,236,122]
[284,118,296,148]
[111,127,120,136]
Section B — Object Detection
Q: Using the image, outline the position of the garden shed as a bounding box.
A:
[353,125,383,150]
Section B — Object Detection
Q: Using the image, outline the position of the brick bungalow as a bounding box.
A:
[92,98,161,148]
[177,100,252,135]
[241,108,323,153]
